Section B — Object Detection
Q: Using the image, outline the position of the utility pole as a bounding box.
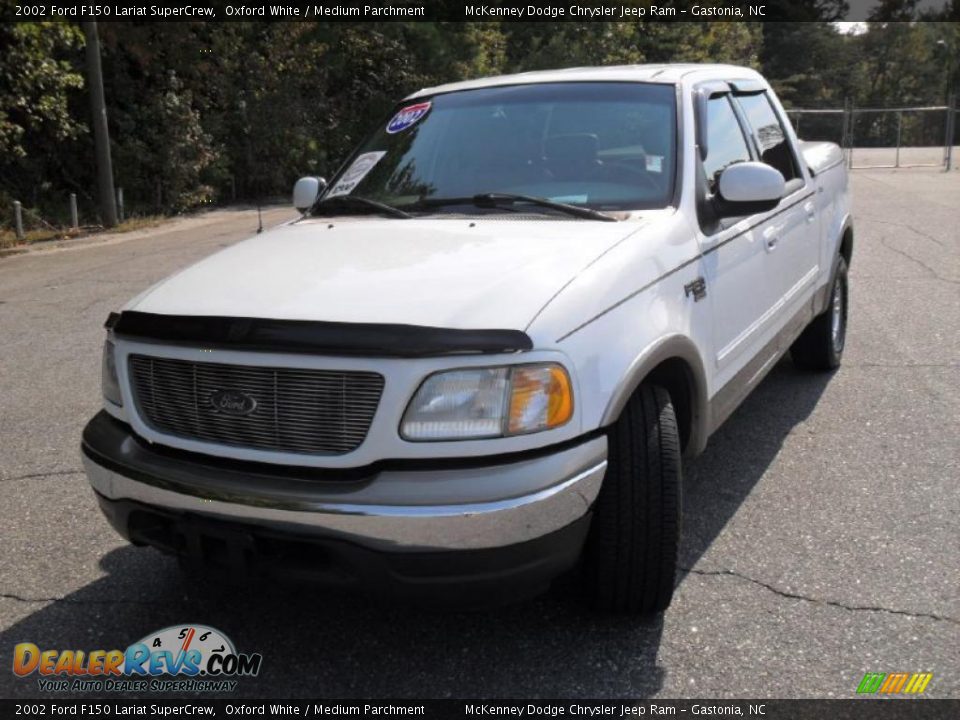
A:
[83,21,118,227]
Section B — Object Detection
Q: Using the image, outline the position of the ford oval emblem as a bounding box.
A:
[208,389,258,416]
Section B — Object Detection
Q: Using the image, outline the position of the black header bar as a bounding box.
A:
[5,0,949,23]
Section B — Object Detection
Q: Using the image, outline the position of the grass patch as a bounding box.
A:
[0,215,168,251]
[0,228,72,249]
[105,215,166,234]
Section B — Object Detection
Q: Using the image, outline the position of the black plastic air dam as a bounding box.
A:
[107,310,533,357]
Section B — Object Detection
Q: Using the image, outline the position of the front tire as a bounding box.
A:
[791,256,848,371]
[581,384,681,614]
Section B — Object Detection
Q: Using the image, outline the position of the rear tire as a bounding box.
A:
[581,384,681,614]
[791,257,848,371]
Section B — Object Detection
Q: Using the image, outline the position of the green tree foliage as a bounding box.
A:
[760,23,861,108]
[0,21,85,159]
[643,22,761,65]
[0,14,86,219]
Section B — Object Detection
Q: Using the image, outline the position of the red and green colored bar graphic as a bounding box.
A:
[857,672,933,694]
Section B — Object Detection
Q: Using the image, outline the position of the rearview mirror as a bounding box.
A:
[293,176,327,213]
[715,162,785,217]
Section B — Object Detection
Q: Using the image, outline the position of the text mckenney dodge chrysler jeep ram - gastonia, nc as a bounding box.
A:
[82,64,852,614]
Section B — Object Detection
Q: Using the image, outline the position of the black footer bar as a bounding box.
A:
[3,699,958,720]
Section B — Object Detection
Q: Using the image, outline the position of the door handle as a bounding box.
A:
[762,225,779,252]
[804,201,816,223]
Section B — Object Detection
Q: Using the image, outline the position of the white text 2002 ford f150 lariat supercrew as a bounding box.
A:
[83,64,852,614]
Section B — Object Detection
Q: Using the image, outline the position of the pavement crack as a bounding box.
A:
[860,217,946,247]
[847,362,959,368]
[876,235,960,286]
[0,591,166,606]
[680,566,960,625]
[0,469,83,483]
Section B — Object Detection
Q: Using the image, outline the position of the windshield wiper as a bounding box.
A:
[471,193,618,222]
[408,194,618,221]
[314,195,412,219]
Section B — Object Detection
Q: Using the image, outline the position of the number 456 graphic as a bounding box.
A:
[857,672,933,694]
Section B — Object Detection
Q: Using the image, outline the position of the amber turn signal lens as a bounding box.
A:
[507,364,573,435]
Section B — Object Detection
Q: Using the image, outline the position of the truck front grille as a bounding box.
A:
[128,355,384,455]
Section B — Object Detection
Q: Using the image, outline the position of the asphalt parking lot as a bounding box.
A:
[1,169,958,700]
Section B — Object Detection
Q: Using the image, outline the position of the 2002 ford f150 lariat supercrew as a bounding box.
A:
[82,64,852,614]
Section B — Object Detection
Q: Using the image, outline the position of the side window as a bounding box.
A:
[702,96,751,192]
[735,93,800,183]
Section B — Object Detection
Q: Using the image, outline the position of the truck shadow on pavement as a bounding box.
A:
[1,359,831,699]
[680,358,833,574]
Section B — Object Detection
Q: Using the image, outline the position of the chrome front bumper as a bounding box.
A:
[82,412,607,552]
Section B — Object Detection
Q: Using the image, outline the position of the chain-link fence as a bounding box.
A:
[786,95,958,171]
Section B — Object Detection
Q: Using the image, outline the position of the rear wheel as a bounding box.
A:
[791,257,848,371]
[581,384,681,614]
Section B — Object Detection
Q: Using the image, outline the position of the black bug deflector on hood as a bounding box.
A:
[106,311,533,357]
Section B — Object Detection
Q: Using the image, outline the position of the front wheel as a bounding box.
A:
[581,384,681,614]
[791,257,848,371]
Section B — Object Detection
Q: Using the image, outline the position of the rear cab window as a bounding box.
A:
[734,92,804,193]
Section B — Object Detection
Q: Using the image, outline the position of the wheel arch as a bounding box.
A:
[816,215,853,315]
[600,335,709,459]
[839,220,854,269]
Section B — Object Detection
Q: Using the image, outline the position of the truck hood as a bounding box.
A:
[130,216,650,331]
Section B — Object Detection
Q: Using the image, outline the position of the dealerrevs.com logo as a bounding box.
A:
[13,624,262,693]
[856,671,933,695]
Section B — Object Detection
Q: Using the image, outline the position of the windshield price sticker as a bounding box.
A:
[325,151,387,198]
[386,101,432,134]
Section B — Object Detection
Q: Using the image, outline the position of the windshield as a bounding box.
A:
[319,82,677,214]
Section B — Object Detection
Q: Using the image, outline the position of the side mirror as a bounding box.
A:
[293,176,327,213]
[715,162,785,217]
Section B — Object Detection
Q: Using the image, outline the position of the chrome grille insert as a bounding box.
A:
[128,355,384,455]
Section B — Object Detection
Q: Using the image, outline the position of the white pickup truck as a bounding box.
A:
[82,64,851,614]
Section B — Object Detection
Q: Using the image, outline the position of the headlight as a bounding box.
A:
[401,363,573,441]
[101,340,123,406]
